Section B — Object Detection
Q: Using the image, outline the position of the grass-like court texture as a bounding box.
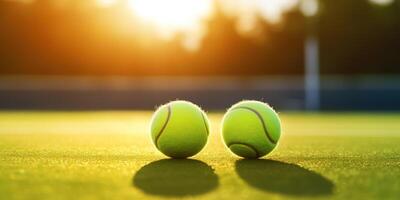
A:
[0,112,399,200]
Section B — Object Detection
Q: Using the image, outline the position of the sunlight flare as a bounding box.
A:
[128,0,213,50]
[97,0,117,8]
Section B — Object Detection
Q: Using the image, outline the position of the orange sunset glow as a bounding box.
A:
[9,0,313,50]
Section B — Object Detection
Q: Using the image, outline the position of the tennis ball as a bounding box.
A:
[150,100,210,158]
[222,100,281,159]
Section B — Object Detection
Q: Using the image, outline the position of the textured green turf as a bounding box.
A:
[0,111,400,200]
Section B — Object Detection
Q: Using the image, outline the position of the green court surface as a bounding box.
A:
[0,112,399,200]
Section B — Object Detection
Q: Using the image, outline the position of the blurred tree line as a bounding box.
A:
[0,0,399,76]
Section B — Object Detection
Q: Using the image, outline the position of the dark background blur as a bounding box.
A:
[1,0,399,110]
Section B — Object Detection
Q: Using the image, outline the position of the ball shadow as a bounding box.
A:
[133,159,219,197]
[235,159,334,196]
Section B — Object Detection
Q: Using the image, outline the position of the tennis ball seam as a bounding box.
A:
[201,112,209,136]
[154,105,172,149]
[228,142,260,157]
[230,106,277,144]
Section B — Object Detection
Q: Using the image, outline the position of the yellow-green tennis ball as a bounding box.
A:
[222,100,281,159]
[150,100,210,158]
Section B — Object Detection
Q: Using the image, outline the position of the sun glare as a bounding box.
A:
[97,0,116,8]
[128,0,213,50]
[127,0,300,49]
